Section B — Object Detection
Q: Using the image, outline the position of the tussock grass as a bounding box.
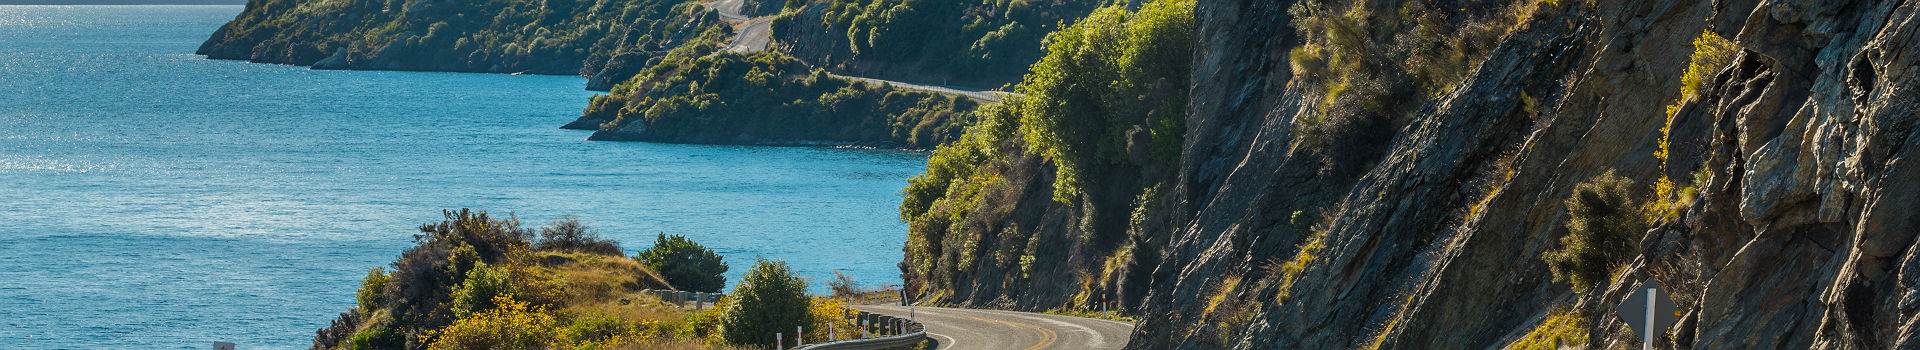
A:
[1507,309,1588,350]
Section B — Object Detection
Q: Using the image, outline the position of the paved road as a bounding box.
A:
[704,0,1017,102]
[709,0,749,20]
[855,305,1133,350]
[837,75,1015,102]
[723,18,770,53]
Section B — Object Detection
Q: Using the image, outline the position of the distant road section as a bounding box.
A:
[836,75,1016,103]
[705,0,1016,102]
[724,18,771,53]
[854,305,1133,350]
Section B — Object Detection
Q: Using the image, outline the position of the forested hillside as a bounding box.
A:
[198,0,725,90]
[198,0,1108,148]
[771,0,1106,87]
[571,51,979,148]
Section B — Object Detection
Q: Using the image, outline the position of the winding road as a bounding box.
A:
[703,0,1015,102]
[854,305,1134,350]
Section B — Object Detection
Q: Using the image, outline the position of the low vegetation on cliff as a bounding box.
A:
[897,0,1192,311]
[199,0,726,89]
[311,210,857,350]
[575,51,978,148]
[771,0,1104,87]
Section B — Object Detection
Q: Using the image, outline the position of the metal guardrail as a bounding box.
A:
[638,289,722,309]
[794,310,926,350]
[638,289,927,349]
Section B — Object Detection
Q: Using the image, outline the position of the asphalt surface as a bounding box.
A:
[854,305,1133,350]
[837,75,1016,102]
[724,18,770,53]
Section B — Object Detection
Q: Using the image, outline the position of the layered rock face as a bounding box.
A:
[1117,0,1920,348]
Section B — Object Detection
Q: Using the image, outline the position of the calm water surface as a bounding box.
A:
[0,6,923,348]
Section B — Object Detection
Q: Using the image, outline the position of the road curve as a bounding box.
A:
[836,75,1016,103]
[704,0,1017,102]
[854,305,1133,350]
[723,18,771,53]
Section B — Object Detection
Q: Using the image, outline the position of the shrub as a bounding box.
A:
[719,259,813,347]
[535,216,623,256]
[346,321,403,350]
[1542,171,1643,292]
[809,296,859,343]
[635,233,730,293]
[827,270,862,297]
[427,295,558,350]
[1680,30,1738,99]
[676,296,728,342]
[451,261,518,317]
[356,267,390,312]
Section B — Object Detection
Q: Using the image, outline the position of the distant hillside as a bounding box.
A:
[197,0,725,90]
[771,0,1106,88]
[0,0,244,4]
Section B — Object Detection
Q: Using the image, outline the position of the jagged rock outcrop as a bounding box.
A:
[900,0,1920,348]
[1115,0,1920,348]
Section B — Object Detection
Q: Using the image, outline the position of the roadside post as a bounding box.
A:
[797,326,804,347]
[1615,277,1679,350]
[775,333,782,350]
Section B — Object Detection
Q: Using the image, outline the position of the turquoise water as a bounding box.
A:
[0,6,922,349]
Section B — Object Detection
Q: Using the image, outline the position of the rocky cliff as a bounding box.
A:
[902,0,1920,348]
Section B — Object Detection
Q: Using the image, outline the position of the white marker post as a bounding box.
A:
[1615,277,1678,349]
[1644,287,1655,350]
[776,333,782,350]
[797,326,804,347]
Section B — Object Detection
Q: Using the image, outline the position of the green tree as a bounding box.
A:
[449,261,516,317]
[1543,170,1644,292]
[720,258,813,347]
[356,267,390,312]
[635,233,729,292]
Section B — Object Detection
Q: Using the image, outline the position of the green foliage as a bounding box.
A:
[719,259,813,347]
[451,262,518,317]
[1012,0,1193,201]
[581,51,979,148]
[346,322,403,350]
[1286,0,1560,174]
[898,0,1194,300]
[1543,171,1644,292]
[356,267,390,313]
[636,233,730,293]
[808,0,1102,85]
[201,0,726,88]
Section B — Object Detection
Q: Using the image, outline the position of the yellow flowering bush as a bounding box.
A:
[427,294,667,350]
[427,294,559,350]
[809,297,860,343]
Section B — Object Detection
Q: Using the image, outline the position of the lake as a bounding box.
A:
[0,5,923,348]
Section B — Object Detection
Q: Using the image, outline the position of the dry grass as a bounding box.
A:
[1506,308,1588,350]
[608,338,762,350]
[530,252,692,324]
[1270,226,1328,305]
